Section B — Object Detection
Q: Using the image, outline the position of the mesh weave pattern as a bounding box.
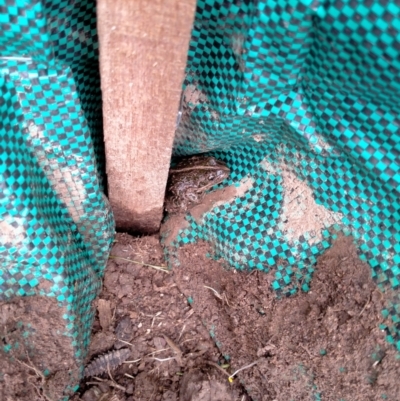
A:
[0,0,115,392]
[167,0,400,350]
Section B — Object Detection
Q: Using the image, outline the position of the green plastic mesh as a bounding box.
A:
[0,0,114,388]
[1,0,400,398]
[166,0,400,351]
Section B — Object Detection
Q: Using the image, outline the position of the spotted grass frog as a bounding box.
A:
[165,156,230,213]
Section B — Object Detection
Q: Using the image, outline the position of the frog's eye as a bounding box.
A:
[187,193,198,201]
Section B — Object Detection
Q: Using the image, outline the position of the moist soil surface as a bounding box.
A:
[71,233,400,401]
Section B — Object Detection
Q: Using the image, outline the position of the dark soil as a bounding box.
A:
[70,233,400,401]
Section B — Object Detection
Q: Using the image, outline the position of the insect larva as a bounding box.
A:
[84,348,131,377]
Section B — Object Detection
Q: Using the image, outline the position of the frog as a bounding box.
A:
[165,155,230,213]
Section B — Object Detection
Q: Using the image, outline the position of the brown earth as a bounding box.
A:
[3,231,398,401]
[69,233,400,401]
[0,296,79,401]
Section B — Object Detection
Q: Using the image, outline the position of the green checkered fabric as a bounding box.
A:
[0,0,114,394]
[167,0,400,351]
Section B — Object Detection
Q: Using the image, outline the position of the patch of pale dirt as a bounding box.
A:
[160,213,190,246]
[260,159,344,245]
[190,176,254,224]
[280,168,343,244]
[183,85,208,106]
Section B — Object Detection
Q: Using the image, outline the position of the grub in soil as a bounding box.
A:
[84,348,132,377]
[0,296,79,401]
[173,236,400,401]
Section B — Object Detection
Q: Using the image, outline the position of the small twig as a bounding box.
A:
[124,373,135,379]
[151,312,163,328]
[91,377,127,392]
[359,294,371,317]
[109,256,169,273]
[180,338,197,344]
[223,293,232,307]
[117,339,134,347]
[299,344,314,359]
[153,357,176,362]
[228,360,258,382]
[183,309,194,320]
[163,334,183,366]
[178,324,186,341]
[144,311,163,318]
[16,354,52,401]
[206,361,230,377]
[123,348,169,364]
[17,358,45,381]
[247,268,257,277]
[124,358,142,363]
[204,285,223,300]
[372,355,385,368]
[107,363,118,389]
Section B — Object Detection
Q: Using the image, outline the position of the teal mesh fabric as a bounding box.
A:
[0,0,114,392]
[166,0,400,351]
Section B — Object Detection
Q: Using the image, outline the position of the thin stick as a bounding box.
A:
[228,360,258,382]
[17,359,45,381]
[123,348,169,364]
[107,363,117,387]
[206,361,230,377]
[117,339,134,347]
[180,338,197,344]
[163,334,183,366]
[204,285,223,300]
[124,358,142,364]
[15,354,52,401]
[178,324,186,341]
[153,357,176,362]
[109,255,169,273]
[359,294,371,317]
[91,377,126,392]
[299,344,314,359]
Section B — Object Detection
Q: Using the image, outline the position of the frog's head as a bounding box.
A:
[199,157,230,190]
[206,163,230,183]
